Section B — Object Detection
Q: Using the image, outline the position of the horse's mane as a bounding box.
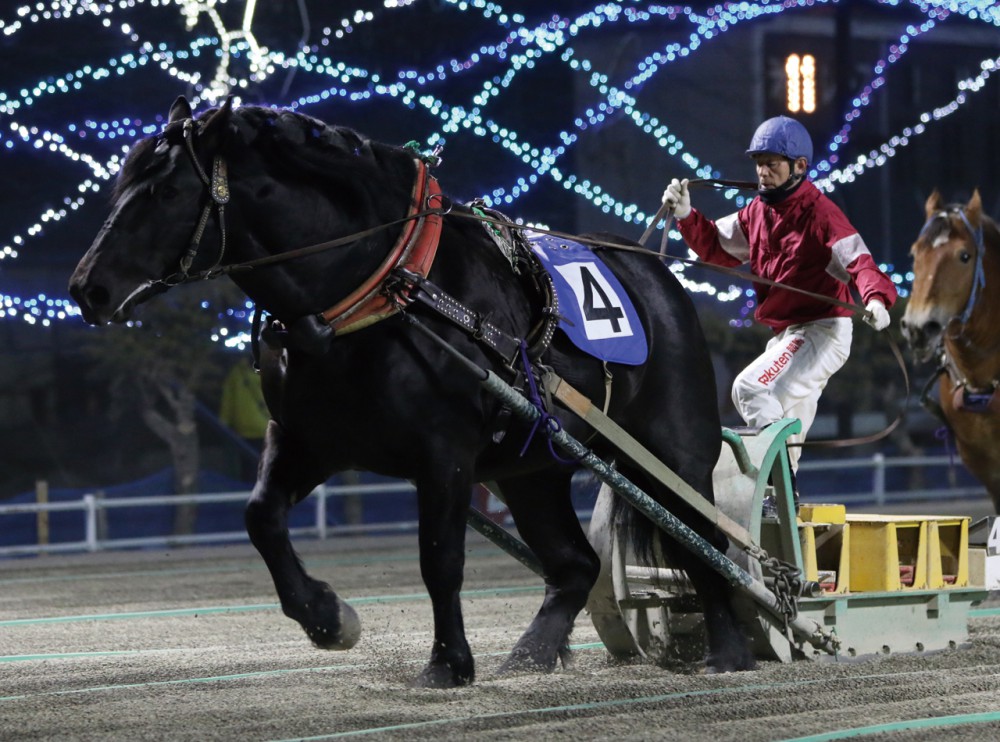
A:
[113,105,412,204]
[982,211,999,252]
[112,133,169,201]
[923,203,1000,257]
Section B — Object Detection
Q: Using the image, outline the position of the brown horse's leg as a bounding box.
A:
[245,421,361,650]
[976,458,1000,514]
[951,430,1000,514]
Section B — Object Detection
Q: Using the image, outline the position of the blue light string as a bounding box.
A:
[2,0,999,333]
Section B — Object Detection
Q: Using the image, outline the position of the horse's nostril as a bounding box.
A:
[84,285,111,310]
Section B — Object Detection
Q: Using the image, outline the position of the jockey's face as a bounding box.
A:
[753,153,791,190]
[753,153,808,190]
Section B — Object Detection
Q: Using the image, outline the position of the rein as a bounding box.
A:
[638,177,758,252]
[158,134,905,448]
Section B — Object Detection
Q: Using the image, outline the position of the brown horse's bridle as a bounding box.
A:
[919,207,987,335]
[918,208,998,405]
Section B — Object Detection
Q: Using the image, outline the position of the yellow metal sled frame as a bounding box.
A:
[586,419,988,663]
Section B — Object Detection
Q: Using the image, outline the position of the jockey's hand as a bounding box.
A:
[661,178,691,219]
[864,299,891,331]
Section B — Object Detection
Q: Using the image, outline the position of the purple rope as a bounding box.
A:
[517,342,577,464]
[934,425,956,468]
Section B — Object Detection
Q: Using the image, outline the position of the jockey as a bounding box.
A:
[662,116,897,480]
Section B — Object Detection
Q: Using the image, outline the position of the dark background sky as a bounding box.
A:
[1,0,999,493]
[5,1,999,307]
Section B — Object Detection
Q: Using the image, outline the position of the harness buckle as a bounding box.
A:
[425,191,452,214]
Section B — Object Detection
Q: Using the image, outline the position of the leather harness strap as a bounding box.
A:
[400,270,524,364]
[321,158,444,334]
[316,165,558,367]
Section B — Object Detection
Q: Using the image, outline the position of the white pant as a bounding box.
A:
[731,318,852,470]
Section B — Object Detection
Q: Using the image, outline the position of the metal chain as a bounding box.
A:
[744,542,802,625]
[761,554,803,626]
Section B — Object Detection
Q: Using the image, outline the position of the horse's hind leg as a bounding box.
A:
[494,470,600,674]
[411,461,478,688]
[649,480,755,671]
[671,547,755,672]
[245,422,360,650]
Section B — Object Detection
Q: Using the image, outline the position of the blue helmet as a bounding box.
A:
[746,116,813,164]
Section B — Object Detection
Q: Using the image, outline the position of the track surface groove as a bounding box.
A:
[2,534,999,741]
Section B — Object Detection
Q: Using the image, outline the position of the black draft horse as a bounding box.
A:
[69,97,753,685]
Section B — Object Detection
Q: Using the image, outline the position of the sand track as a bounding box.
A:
[2,535,999,741]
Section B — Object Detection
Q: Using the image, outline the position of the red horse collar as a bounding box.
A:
[321,159,444,333]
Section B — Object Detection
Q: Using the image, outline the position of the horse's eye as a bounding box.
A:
[158,185,180,200]
[959,251,971,263]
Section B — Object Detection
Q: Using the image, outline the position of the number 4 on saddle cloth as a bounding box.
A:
[527,232,648,366]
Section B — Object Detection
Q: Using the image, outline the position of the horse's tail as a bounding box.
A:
[606,465,726,570]
[606,476,660,567]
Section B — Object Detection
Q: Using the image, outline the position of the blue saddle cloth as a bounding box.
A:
[527,232,648,365]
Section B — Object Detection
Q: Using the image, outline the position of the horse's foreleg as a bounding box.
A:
[494,471,599,675]
[412,464,477,688]
[245,422,361,650]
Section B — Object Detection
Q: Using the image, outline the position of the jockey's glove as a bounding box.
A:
[661,178,691,219]
[863,299,891,331]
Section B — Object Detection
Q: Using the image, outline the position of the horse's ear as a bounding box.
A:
[966,189,982,227]
[200,96,235,145]
[168,96,193,123]
[924,189,944,218]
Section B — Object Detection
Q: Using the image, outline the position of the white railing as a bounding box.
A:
[797,453,983,506]
[0,454,986,558]
[0,482,417,558]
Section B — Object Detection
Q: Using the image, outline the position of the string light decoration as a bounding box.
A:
[2,0,1000,340]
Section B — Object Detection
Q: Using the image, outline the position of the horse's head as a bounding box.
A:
[70,96,415,327]
[901,189,986,362]
[69,96,237,324]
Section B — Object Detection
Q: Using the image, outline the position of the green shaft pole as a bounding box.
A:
[405,315,837,654]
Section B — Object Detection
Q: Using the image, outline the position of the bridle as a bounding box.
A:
[160,119,450,335]
[917,207,999,404]
[917,206,986,330]
[175,117,232,280]
[106,118,236,319]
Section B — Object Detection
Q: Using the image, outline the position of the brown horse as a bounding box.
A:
[901,190,1000,512]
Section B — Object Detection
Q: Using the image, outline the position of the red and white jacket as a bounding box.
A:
[677,180,897,333]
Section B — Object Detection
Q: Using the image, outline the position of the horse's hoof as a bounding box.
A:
[558,644,575,669]
[704,651,756,674]
[412,662,474,688]
[497,646,558,676]
[304,596,361,650]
